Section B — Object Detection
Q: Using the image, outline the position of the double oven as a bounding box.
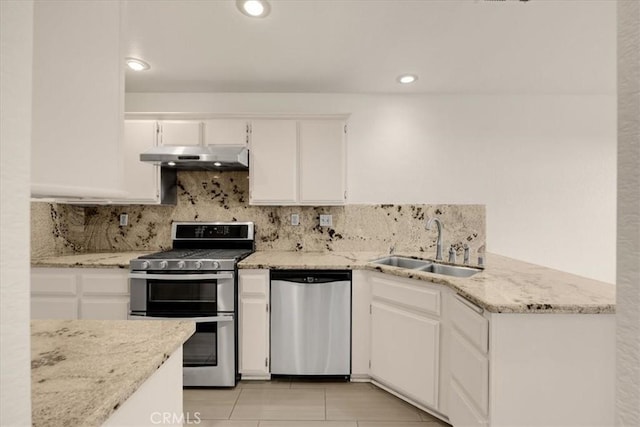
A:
[129,222,254,387]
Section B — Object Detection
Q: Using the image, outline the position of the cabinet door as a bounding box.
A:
[204,119,248,146]
[299,120,346,204]
[159,121,202,146]
[31,0,125,199]
[249,120,298,204]
[123,120,160,202]
[449,381,488,427]
[238,270,270,379]
[351,270,372,379]
[371,301,440,409]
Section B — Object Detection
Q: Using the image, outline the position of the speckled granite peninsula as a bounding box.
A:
[31,319,195,427]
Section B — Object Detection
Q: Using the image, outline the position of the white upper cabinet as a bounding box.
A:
[250,120,299,204]
[299,120,346,204]
[158,120,202,146]
[123,120,161,202]
[31,0,125,199]
[249,118,347,206]
[204,119,249,146]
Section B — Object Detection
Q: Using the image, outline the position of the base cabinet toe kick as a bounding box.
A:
[238,269,615,427]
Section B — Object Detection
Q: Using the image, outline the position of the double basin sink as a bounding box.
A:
[371,256,481,278]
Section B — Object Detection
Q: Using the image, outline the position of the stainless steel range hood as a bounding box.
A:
[140,145,249,171]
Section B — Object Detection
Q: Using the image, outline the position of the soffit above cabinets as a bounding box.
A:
[124,0,615,95]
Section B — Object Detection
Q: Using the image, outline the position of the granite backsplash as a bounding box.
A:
[31,171,486,265]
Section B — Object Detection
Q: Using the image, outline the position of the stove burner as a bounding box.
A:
[139,248,252,260]
[130,221,255,272]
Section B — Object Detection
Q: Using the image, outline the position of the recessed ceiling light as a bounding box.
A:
[397,74,418,84]
[167,161,176,167]
[213,162,222,167]
[236,0,270,18]
[126,57,150,71]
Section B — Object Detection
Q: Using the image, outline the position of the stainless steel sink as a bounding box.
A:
[371,256,433,270]
[370,256,481,278]
[418,263,481,278]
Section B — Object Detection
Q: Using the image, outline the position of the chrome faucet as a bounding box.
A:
[426,217,444,261]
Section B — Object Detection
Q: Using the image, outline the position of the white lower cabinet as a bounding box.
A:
[449,294,490,426]
[103,347,184,427]
[447,290,616,427]
[238,269,271,380]
[371,301,440,408]
[350,270,372,379]
[31,268,129,320]
[369,273,442,411]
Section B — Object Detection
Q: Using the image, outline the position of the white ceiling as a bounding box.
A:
[124,0,616,94]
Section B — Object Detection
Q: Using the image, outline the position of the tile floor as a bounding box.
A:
[183,379,451,427]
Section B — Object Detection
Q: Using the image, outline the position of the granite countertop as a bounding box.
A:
[31,251,153,269]
[238,251,615,314]
[31,250,615,314]
[31,319,195,427]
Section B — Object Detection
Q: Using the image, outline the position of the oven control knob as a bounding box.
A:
[140,261,150,270]
[177,261,186,269]
[159,261,168,269]
[194,261,203,270]
[211,261,220,270]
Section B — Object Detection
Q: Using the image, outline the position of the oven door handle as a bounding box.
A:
[128,273,234,281]
[128,314,234,323]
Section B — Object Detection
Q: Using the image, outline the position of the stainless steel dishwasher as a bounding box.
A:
[270,270,351,377]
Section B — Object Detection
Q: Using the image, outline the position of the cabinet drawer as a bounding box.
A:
[81,272,129,295]
[31,270,78,295]
[240,270,269,296]
[371,275,440,316]
[451,330,489,415]
[451,293,489,353]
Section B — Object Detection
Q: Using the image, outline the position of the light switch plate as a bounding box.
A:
[119,213,128,226]
[291,213,300,226]
[319,214,332,227]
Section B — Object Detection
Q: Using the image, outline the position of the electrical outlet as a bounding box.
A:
[291,213,300,226]
[319,214,332,227]
[119,213,128,227]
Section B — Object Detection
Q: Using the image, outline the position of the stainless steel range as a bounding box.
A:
[129,222,254,387]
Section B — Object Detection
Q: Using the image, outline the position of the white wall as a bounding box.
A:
[616,1,640,425]
[0,1,33,425]
[127,93,616,283]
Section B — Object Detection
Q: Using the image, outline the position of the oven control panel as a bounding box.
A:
[173,222,254,240]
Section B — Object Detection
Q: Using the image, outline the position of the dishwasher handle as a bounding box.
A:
[270,270,351,283]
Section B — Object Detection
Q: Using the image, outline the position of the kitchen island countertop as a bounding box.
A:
[31,319,195,427]
[238,251,615,315]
